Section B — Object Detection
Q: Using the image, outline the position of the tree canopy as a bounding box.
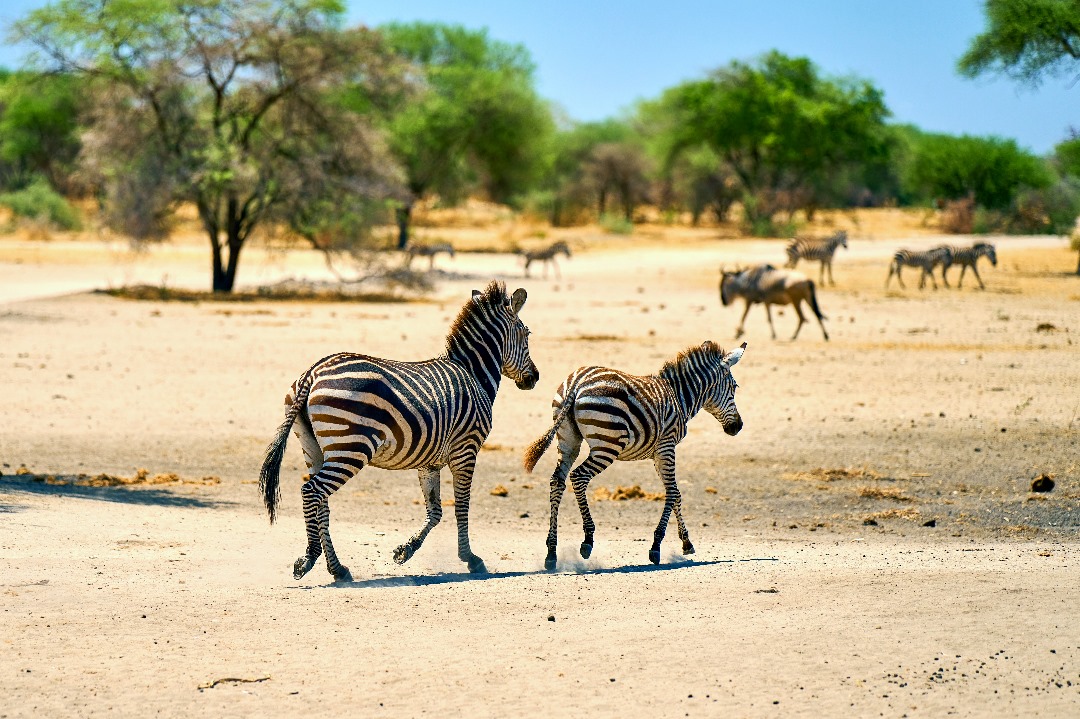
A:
[958,0,1080,86]
[378,21,553,247]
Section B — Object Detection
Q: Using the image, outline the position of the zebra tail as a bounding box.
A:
[807,280,827,321]
[523,390,575,474]
[259,373,313,524]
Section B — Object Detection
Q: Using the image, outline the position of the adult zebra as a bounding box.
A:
[785,230,847,286]
[886,247,952,290]
[523,341,746,569]
[937,242,997,289]
[260,281,539,582]
[521,240,572,279]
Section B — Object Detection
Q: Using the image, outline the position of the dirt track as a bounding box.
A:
[2,230,1078,716]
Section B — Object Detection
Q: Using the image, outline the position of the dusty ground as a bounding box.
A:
[1,219,1079,717]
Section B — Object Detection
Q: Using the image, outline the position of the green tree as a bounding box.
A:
[13,0,403,292]
[958,0,1080,86]
[901,130,1052,210]
[0,71,84,193]
[379,22,554,248]
[650,51,890,234]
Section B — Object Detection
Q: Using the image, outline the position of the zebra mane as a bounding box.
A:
[445,280,509,355]
[659,341,725,381]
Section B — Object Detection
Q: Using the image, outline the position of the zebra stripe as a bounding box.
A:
[784,230,847,285]
[259,280,539,582]
[936,242,997,289]
[524,341,745,569]
[886,247,952,290]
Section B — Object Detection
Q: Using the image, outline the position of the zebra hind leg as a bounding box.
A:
[298,458,366,582]
[545,427,582,570]
[569,443,618,561]
[394,467,443,565]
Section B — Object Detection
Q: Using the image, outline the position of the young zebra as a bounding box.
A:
[937,242,997,289]
[886,247,952,290]
[259,281,539,582]
[523,341,745,569]
[521,240,571,279]
[784,230,848,286]
[405,242,455,270]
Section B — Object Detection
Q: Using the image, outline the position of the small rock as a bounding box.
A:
[863,518,878,526]
[490,484,509,497]
[1031,475,1055,493]
[547,615,555,622]
[519,512,529,519]
[922,519,937,528]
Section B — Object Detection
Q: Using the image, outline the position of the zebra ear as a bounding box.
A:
[723,342,747,368]
[510,288,527,315]
[471,290,482,302]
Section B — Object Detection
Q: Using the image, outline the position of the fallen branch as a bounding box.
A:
[198,675,271,691]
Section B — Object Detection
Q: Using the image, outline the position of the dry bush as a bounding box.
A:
[940,196,975,234]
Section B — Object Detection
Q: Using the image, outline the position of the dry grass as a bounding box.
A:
[97,284,415,304]
[857,486,913,501]
[593,485,664,501]
[784,466,885,482]
[863,508,922,521]
[9,466,220,486]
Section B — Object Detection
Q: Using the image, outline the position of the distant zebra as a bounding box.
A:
[521,240,571,279]
[259,281,539,582]
[405,242,455,270]
[937,242,997,289]
[523,341,746,569]
[785,230,848,286]
[886,247,952,290]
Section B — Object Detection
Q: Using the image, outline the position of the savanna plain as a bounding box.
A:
[1,210,1078,717]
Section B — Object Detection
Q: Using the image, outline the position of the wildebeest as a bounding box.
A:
[719,264,829,341]
[405,242,455,270]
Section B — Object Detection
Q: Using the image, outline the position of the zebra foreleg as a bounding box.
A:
[394,467,443,565]
[649,445,680,564]
[449,451,487,573]
[658,453,694,556]
[971,264,985,289]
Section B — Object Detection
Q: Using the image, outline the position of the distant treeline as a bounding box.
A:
[1,0,1078,290]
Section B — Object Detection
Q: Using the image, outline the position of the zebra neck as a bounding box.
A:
[664,373,706,421]
[446,343,502,404]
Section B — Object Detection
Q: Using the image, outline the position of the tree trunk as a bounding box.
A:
[1076,248,1080,275]
[395,201,413,250]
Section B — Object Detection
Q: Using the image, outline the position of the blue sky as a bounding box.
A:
[2,1,1074,154]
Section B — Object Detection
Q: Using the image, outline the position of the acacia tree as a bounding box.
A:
[583,141,652,221]
[0,71,84,193]
[379,22,553,248]
[650,51,890,233]
[14,0,403,292]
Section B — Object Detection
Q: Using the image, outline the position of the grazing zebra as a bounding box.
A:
[886,247,952,290]
[521,240,572,279]
[937,242,997,289]
[720,264,829,341]
[259,281,539,582]
[405,242,455,270]
[785,230,848,286]
[523,341,746,569]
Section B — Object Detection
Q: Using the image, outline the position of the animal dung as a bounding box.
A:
[1030,474,1055,493]
[490,484,509,497]
[593,485,664,501]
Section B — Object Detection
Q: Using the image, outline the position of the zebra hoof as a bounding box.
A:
[579,542,593,559]
[467,556,488,574]
[392,544,414,565]
[683,542,696,555]
[648,549,661,565]
[293,555,316,580]
[544,554,557,571]
[332,566,353,583]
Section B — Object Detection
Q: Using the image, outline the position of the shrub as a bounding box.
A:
[0,177,82,230]
[1009,179,1080,235]
[599,212,633,235]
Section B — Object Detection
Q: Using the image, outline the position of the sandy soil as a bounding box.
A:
[2,224,1079,717]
